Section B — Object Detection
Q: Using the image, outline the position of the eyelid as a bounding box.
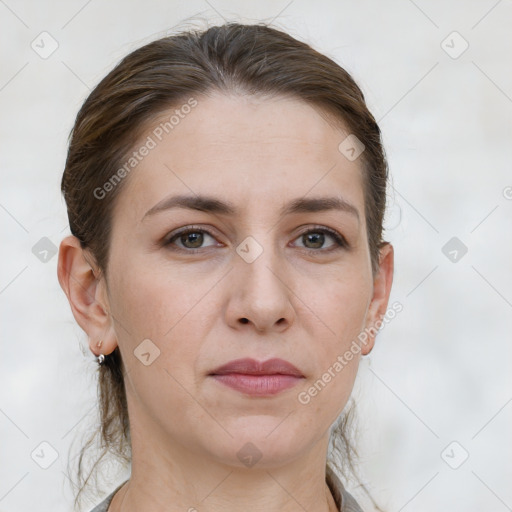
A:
[164,225,222,252]
[164,224,349,252]
[293,225,349,250]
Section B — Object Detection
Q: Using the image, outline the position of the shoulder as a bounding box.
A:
[326,465,365,512]
[87,480,128,512]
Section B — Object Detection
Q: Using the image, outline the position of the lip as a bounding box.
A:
[209,358,305,397]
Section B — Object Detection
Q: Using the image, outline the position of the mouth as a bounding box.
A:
[209,358,305,397]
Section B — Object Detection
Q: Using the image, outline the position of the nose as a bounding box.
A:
[225,239,296,333]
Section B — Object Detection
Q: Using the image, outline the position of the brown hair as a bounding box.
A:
[61,21,388,510]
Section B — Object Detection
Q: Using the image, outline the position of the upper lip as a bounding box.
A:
[210,358,304,377]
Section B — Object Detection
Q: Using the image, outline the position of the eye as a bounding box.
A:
[165,227,220,252]
[292,226,348,251]
[164,225,348,253]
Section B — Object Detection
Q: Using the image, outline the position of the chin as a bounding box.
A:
[203,423,312,470]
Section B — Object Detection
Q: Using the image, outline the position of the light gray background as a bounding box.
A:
[1,1,511,511]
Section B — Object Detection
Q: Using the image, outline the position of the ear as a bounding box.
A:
[361,242,394,356]
[57,235,117,357]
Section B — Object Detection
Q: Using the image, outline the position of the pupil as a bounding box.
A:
[182,232,203,248]
[305,232,324,248]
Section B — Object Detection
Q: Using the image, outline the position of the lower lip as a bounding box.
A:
[210,373,303,396]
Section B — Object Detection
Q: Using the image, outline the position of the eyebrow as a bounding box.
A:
[141,194,360,223]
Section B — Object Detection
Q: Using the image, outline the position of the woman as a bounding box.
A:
[57,22,393,512]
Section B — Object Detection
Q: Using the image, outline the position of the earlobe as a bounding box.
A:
[57,235,116,356]
[361,243,394,356]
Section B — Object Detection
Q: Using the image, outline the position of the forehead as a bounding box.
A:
[112,92,366,224]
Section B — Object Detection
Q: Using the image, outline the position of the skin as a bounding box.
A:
[58,92,393,512]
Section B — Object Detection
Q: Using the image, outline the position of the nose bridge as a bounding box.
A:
[228,231,295,331]
[236,232,285,296]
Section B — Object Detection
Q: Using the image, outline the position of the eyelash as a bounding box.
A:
[164,225,348,254]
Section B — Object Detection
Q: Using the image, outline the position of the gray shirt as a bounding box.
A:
[89,468,364,512]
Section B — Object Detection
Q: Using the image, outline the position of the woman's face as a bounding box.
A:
[96,92,392,469]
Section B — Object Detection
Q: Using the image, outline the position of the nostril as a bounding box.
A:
[240,318,249,324]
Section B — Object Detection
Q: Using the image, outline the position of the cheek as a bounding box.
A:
[107,257,209,387]
[298,327,362,426]
[109,254,204,338]
[299,271,371,408]
[318,269,372,345]
[108,263,211,433]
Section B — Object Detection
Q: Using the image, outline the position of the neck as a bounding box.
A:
[109,412,338,512]
[111,472,338,512]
